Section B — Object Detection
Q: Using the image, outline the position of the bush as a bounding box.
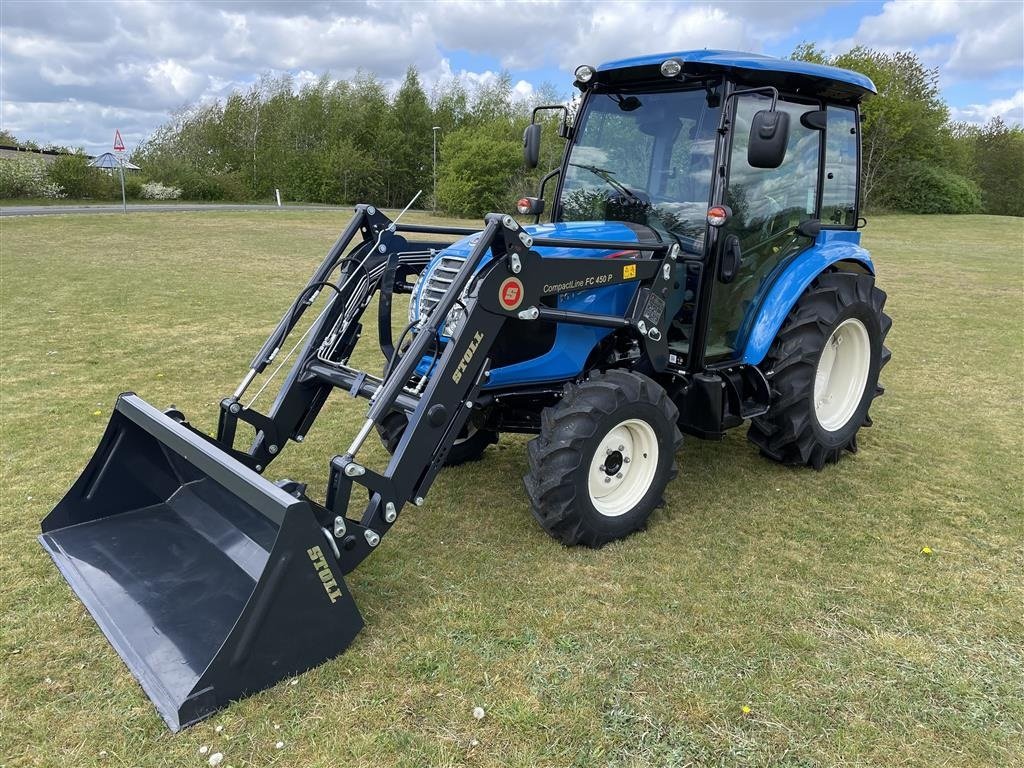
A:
[139,181,182,200]
[879,161,982,214]
[174,170,251,201]
[122,174,143,200]
[436,129,521,218]
[47,154,118,199]
[0,155,64,198]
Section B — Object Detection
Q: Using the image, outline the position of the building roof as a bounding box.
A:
[89,152,140,170]
[595,49,876,101]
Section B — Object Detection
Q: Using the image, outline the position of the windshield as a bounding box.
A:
[558,87,720,250]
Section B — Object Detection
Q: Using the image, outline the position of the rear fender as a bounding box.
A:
[740,230,874,366]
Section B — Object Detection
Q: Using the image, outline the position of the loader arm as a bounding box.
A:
[39,206,674,730]
[314,213,674,573]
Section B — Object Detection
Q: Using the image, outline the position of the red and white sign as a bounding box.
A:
[498,277,524,311]
[113,129,125,152]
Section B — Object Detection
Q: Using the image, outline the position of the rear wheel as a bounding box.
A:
[749,271,891,469]
[524,369,682,547]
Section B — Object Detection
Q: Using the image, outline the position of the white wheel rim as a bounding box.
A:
[587,418,659,517]
[814,318,871,432]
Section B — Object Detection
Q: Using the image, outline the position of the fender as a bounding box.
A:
[741,230,874,366]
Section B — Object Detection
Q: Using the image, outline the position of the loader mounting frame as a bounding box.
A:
[212,207,675,574]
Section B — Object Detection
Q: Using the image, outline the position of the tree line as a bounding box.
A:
[3,47,1022,217]
[132,68,566,216]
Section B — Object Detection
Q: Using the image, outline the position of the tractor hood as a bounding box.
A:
[410,220,659,323]
[436,220,657,260]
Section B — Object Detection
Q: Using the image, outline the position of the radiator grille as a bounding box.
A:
[417,255,466,319]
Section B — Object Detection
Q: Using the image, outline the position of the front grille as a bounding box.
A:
[417,255,466,319]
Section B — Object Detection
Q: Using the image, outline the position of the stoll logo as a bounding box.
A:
[307,545,343,604]
[498,277,524,311]
[452,331,485,383]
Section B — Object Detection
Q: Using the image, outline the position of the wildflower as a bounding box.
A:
[472,706,485,720]
[741,705,751,715]
[921,546,933,555]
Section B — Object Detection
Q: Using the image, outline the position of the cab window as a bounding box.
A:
[821,106,858,227]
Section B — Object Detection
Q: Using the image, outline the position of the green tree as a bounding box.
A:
[973,117,1024,216]
[382,67,434,208]
[436,129,521,217]
[791,44,957,211]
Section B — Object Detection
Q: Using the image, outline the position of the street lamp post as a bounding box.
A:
[432,126,441,213]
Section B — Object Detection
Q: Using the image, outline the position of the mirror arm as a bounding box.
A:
[537,167,560,199]
[716,85,780,132]
[531,104,570,125]
[534,167,561,224]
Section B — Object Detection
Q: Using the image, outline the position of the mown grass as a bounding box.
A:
[1,211,1022,767]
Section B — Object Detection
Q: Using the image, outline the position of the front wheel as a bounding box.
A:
[524,369,682,547]
[749,271,892,469]
[378,412,497,466]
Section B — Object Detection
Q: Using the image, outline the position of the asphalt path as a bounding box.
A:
[0,203,350,217]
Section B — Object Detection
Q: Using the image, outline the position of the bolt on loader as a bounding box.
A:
[40,50,891,730]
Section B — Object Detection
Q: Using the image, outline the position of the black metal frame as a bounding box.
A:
[186,206,676,574]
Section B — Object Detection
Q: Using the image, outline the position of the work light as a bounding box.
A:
[660,58,683,77]
[574,64,595,83]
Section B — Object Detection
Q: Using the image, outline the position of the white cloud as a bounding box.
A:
[851,0,1024,77]
[40,65,94,87]
[949,89,1024,125]
[1,0,1021,153]
[512,79,535,100]
[145,60,207,103]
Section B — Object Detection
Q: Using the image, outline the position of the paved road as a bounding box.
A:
[0,203,349,217]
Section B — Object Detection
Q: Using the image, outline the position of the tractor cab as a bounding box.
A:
[525,50,874,367]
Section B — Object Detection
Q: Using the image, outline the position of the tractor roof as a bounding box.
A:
[596,49,876,102]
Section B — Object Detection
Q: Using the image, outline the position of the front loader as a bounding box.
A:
[41,50,892,730]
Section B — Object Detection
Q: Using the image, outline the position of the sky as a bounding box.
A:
[2,0,1022,155]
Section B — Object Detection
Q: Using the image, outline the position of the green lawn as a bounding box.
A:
[1,211,1022,767]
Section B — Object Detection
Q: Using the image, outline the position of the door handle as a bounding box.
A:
[718,234,743,283]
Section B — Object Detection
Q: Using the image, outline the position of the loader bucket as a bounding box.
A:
[39,394,363,731]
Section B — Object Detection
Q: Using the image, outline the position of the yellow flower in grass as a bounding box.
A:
[921,546,933,555]
[741,705,751,715]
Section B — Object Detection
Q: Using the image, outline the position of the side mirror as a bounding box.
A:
[523,123,541,168]
[516,196,545,216]
[748,109,790,169]
[796,218,822,238]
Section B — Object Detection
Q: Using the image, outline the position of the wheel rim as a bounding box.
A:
[453,422,477,446]
[587,418,659,517]
[814,318,871,431]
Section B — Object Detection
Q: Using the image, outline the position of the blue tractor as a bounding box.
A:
[40,50,890,730]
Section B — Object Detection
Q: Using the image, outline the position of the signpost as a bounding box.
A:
[113,130,127,214]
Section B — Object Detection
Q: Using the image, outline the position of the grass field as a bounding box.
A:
[1,211,1022,767]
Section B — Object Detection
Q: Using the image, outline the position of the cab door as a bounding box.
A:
[704,94,822,361]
